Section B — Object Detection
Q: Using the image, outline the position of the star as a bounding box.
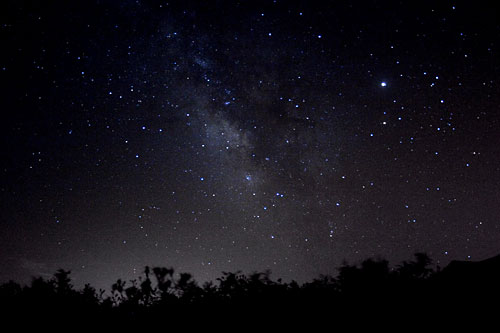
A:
[2,0,498,294]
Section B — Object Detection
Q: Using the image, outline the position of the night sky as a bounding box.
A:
[1,0,499,291]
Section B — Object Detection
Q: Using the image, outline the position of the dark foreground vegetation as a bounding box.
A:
[1,253,499,326]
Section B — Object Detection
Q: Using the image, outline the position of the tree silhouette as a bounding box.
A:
[397,252,433,280]
[152,266,175,303]
[1,252,499,325]
[111,278,126,306]
[53,269,73,295]
[140,266,154,306]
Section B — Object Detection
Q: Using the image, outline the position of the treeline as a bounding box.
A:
[1,253,499,324]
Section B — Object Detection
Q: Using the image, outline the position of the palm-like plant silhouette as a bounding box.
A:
[1,252,499,324]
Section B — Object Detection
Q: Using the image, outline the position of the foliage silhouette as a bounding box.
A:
[1,253,499,325]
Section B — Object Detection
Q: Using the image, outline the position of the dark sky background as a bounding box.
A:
[1,0,499,291]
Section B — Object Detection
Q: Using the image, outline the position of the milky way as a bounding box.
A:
[1,0,499,290]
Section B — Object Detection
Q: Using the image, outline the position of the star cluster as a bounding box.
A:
[1,0,499,290]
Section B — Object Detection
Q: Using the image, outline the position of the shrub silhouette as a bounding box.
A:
[1,252,499,324]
